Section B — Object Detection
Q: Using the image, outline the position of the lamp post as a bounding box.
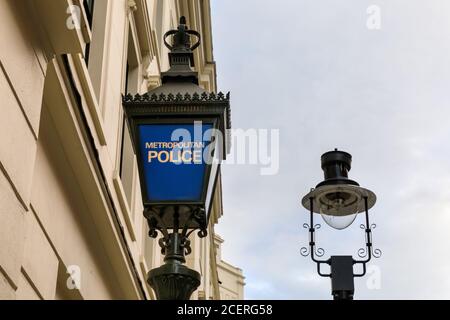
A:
[300,149,381,300]
[122,17,231,300]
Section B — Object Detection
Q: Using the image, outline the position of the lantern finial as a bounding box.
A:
[161,16,201,84]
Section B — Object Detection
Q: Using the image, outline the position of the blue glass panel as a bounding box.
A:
[138,123,213,202]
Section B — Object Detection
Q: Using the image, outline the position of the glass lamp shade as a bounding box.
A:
[321,213,357,230]
[302,184,376,230]
[318,191,361,230]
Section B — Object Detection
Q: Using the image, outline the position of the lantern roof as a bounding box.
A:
[147,82,207,96]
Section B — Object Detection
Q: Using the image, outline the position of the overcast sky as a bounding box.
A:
[210,0,450,299]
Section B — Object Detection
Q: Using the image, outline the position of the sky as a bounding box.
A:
[210,0,450,299]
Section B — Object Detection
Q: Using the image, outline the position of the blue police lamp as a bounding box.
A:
[122,17,231,300]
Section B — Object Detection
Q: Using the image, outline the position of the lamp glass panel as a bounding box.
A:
[138,123,213,202]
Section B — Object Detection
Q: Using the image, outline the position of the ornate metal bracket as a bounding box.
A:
[300,197,381,278]
[145,206,208,261]
[145,206,207,300]
[353,197,382,277]
[300,197,332,277]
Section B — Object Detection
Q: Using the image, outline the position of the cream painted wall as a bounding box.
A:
[0,0,45,299]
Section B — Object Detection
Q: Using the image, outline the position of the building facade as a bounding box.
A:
[0,0,244,300]
[215,235,245,300]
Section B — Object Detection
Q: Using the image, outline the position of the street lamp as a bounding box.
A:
[300,149,381,300]
[122,17,231,300]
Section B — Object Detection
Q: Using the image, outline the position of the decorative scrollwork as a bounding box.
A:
[144,206,208,260]
[303,223,321,230]
[357,217,381,260]
[358,247,369,258]
[373,248,382,258]
[315,247,325,257]
[197,229,208,238]
[300,220,325,258]
[148,228,158,238]
[360,223,377,230]
[193,208,204,221]
[300,201,333,277]
[159,237,169,255]
[357,246,382,259]
[303,195,383,282]
[300,247,309,257]
[180,237,192,256]
[300,246,325,258]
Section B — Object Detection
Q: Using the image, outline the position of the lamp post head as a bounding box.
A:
[317,149,359,188]
[302,149,376,229]
[300,150,381,300]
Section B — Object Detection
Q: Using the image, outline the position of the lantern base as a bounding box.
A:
[148,261,201,300]
[147,231,203,300]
